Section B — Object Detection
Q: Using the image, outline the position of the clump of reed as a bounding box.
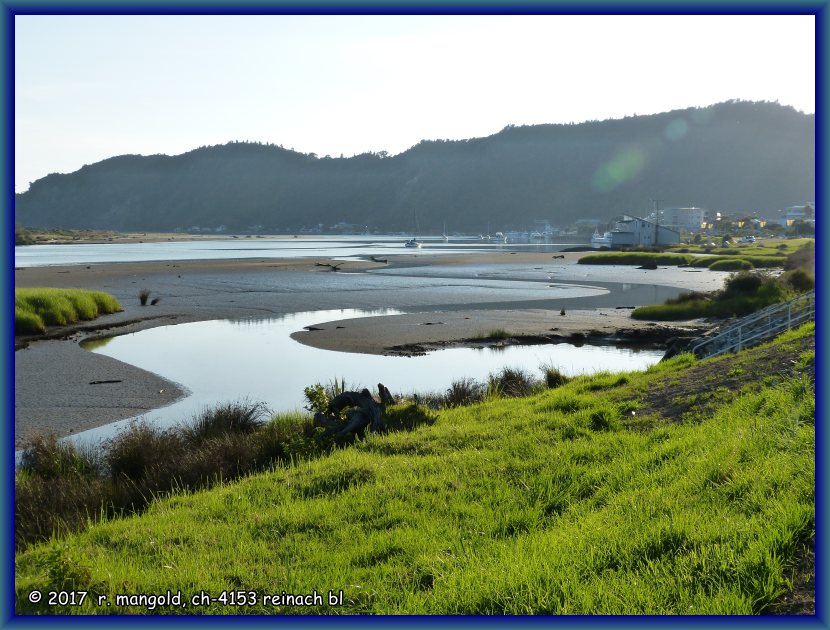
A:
[14,288,122,335]
[487,367,539,398]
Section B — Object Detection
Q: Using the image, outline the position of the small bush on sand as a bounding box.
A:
[139,289,151,306]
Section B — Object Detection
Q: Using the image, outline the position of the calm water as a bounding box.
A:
[70,309,663,447]
[15,236,585,267]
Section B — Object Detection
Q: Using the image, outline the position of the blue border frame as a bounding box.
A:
[4,2,825,627]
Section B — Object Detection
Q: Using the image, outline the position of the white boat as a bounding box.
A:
[591,230,613,248]
[404,238,422,248]
[493,231,508,243]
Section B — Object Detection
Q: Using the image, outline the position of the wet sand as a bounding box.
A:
[14,251,722,446]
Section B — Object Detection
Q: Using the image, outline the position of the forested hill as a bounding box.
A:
[15,101,814,233]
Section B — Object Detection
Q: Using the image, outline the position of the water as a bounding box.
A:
[14,236,585,268]
[67,309,663,448]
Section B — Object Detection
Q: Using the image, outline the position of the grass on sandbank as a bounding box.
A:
[630,242,815,321]
[578,239,812,271]
[15,288,122,335]
[14,324,815,615]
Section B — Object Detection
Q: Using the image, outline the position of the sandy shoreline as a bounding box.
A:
[14,251,720,447]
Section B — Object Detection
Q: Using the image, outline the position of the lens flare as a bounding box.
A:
[591,146,646,193]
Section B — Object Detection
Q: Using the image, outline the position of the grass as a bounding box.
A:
[631,239,815,321]
[578,252,693,266]
[15,399,436,551]
[470,328,512,341]
[578,239,812,272]
[14,324,814,615]
[15,288,122,335]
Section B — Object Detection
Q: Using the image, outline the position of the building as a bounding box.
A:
[606,215,680,248]
[783,204,815,225]
[660,207,708,232]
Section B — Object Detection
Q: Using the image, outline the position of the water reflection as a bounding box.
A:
[72,309,663,447]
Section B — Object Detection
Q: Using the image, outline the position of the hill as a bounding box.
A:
[15,101,814,233]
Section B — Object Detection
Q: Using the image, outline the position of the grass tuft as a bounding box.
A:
[15,288,121,335]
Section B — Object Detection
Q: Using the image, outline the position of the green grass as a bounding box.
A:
[14,326,814,615]
[15,288,122,335]
[688,255,787,269]
[578,252,693,266]
[668,239,812,257]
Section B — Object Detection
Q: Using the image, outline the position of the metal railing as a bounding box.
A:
[690,290,815,359]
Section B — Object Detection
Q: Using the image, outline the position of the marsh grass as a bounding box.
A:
[471,328,512,341]
[15,288,121,335]
[14,325,814,614]
[632,270,793,321]
[578,252,692,266]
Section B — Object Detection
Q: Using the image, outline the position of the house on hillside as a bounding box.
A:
[605,215,680,248]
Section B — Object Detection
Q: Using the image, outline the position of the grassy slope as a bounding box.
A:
[15,325,815,615]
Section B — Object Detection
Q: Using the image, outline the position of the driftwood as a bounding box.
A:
[315,262,344,272]
[370,256,388,264]
[314,383,396,438]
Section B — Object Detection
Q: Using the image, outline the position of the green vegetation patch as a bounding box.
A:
[15,326,814,615]
[578,252,693,266]
[689,255,786,269]
[15,288,122,335]
[632,269,805,321]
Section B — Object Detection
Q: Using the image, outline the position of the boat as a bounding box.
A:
[404,238,422,248]
[591,230,613,248]
[493,231,508,243]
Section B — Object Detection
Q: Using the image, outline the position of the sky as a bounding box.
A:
[14,13,815,193]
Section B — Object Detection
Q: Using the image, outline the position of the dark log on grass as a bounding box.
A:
[314,383,395,438]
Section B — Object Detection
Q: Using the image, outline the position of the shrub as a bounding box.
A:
[104,422,184,483]
[784,241,815,272]
[722,271,764,298]
[19,435,102,480]
[444,377,485,407]
[488,367,539,398]
[181,401,267,446]
[782,269,815,293]
[541,365,571,389]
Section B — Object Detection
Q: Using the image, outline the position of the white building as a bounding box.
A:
[660,207,707,232]
[607,215,680,248]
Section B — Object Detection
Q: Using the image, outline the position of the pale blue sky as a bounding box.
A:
[14,14,815,192]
